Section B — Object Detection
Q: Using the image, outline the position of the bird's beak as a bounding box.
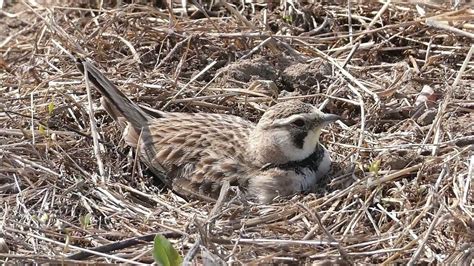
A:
[321,113,342,124]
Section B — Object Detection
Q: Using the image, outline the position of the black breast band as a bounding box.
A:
[261,144,325,174]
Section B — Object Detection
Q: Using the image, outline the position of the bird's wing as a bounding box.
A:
[133,112,255,198]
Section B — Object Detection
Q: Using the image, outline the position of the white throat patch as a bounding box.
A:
[281,128,321,161]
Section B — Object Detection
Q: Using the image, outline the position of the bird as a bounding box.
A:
[76,58,341,203]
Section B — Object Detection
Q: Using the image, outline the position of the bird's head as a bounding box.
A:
[249,100,340,165]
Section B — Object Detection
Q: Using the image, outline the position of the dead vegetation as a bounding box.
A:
[1,0,473,264]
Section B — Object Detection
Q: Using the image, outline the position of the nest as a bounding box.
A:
[1,0,473,264]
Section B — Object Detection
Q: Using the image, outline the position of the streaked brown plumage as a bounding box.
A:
[77,59,341,203]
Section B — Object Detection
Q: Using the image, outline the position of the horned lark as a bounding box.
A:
[77,59,340,203]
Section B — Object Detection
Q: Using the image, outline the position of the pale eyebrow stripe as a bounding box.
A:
[273,114,310,126]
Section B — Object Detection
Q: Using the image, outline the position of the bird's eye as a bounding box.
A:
[292,119,305,127]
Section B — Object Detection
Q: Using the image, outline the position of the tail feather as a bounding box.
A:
[77,58,171,187]
[76,58,152,129]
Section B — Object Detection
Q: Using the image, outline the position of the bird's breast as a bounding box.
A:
[249,145,332,203]
[293,148,331,192]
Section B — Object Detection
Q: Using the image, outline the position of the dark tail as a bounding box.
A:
[76,58,151,129]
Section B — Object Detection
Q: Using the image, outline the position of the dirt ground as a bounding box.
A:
[1,0,473,264]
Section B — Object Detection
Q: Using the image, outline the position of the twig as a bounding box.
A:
[235,238,338,246]
[425,45,474,155]
[182,237,201,266]
[347,0,353,44]
[83,63,105,183]
[67,232,182,260]
[426,19,474,39]
[407,206,444,265]
[4,151,61,177]
[240,37,273,60]
[208,180,230,220]
[163,60,217,108]
[102,33,142,64]
[341,41,361,68]
[4,227,144,264]
[298,203,351,263]
[377,203,435,260]
[366,0,391,31]
[221,1,255,29]
[156,36,192,69]
[309,47,380,103]
[367,163,424,188]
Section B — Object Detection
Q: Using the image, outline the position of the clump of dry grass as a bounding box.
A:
[1,0,473,264]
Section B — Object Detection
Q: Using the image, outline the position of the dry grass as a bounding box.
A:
[1,0,473,264]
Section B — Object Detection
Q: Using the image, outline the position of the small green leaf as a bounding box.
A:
[368,160,381,175]
[48,101,55,115]
[63,233,71,252]
[38,124,46,135]
[283,15,293,23]
[153,234,182,266]
[39,213,49,224]
[80,213,92,229]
